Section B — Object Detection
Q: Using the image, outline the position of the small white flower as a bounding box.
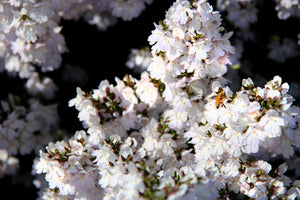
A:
[136,72,161,107]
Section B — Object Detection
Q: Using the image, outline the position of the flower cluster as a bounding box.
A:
[0,0,154,188]
[275,0,300,20]
[33,0,300,199]
[217,0,257,40]
[0,0,67,76]
[0,94,58,155]
[33,130,102,199]
[126,0,300,77]
[126,47,152,73]
[216,0,300,70]
[0,0,153,97]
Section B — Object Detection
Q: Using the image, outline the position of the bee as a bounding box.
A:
[215,95,222,108]
[214,89,227,109]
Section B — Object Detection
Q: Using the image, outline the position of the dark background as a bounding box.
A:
[1,0,300,199]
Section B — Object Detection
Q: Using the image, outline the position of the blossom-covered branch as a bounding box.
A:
[33,0,300,199]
